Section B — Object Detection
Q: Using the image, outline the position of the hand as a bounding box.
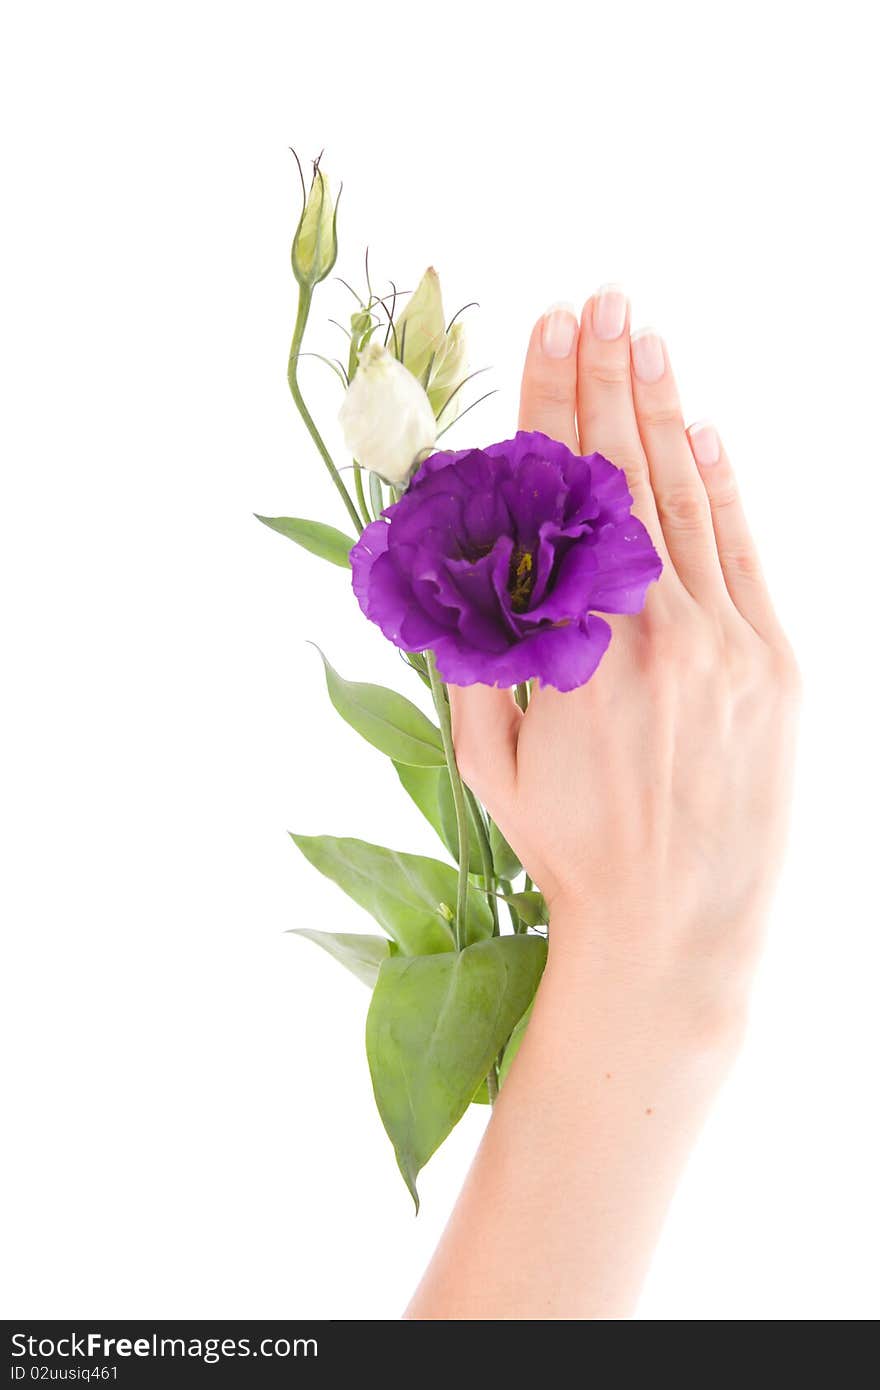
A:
[408,293,801,1320]
[451,291,800,1041]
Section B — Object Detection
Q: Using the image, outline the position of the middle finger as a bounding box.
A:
[576,286,670,572]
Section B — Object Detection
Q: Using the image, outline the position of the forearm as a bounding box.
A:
[405,914,742,1320]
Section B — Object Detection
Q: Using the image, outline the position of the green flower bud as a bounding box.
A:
[350,308,373,341]
[291,164,339,288]
[346,307,375,387]
[394,266,446,383]
[393,268,469,423]
[427,320,468,422]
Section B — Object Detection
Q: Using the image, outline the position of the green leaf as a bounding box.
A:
[471,1079,490,1106]
[393,761,484,865]
[490,819,522,880]
[366,935,547,1206]
[255,515,353,567]
[289,834,493,954]
[315,649,444,767]
[474,1003,535,1101]
[501,891,548,928]
[393,763,452,855]
[498,1002,534,1087]
[289,928,394,988]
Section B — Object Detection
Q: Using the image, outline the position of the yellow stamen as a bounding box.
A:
[509,548,535,612]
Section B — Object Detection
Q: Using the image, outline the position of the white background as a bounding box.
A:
[2,0,878,1321]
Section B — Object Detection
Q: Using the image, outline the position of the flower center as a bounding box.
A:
[508,547,535,612]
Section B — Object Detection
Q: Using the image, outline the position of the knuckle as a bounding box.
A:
[614,453,650,490]
[529,373,575,408]
[637,400,684,430]
[706,477,740,512]
[657,484,709,532]
[720,545,763,584]
[581,356,631,388]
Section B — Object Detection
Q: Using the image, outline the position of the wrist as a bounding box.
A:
[540,906,750,1073]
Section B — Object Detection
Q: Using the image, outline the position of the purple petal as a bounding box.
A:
[350,519,389,613]
[429,540,513,651]
[409,444,480,487]
[351,432,661,693]
[588,517,663,613]
[361,553,415,644]
[525,541,601,623]
[434,615,612,692]
[586,452,636,522]
[499,452,567,544]
[529,519,589,608]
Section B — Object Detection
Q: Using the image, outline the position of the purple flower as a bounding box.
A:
[350,431,662,691]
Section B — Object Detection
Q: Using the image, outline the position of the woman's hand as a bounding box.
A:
[451,290,800,1042]
[407,292,800,1320]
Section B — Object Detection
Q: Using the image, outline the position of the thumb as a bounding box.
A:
[448,685,521,812]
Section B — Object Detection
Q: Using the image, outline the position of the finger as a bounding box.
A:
[448,684,520,810]
[576,287,669,567]
[518,305,580,450]
[630,328,728,605]
[687,421,783,638]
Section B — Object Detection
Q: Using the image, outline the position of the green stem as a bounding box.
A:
[515,681,530,712]
[486,1062,499,1106]
[369,470,384,520]
[353,463,371,527]
[288,286,363,534]
[464,787,498,934]
[499,876,525,933]
[426,651,469,952]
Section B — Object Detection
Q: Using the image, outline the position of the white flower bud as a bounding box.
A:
[339,342,437,485]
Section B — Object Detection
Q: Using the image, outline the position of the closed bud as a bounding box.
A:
[350,308,373,341]
[427,320,468,423]
[394,267,446,383]
[291,163,339,287]
[347,308,374,379]
[393,267,469,423]
[339,342,437,485]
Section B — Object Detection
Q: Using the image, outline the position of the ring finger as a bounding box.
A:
[630,328,728,605]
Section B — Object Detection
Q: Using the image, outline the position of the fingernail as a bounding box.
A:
[688,420,721,466]
[592,283,628,341]
[541,304,578,358]
[631,329,666,384]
